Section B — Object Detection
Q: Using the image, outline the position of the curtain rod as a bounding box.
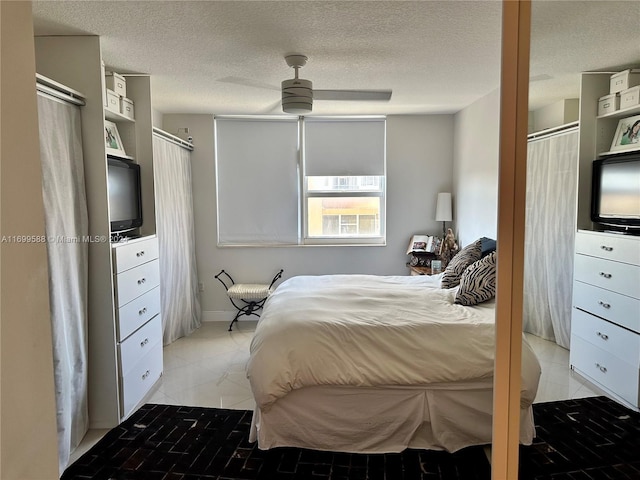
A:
[152,127,194,151]
[35,73,86,106]
[527,121,579,141]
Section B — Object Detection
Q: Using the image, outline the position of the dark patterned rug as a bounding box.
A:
[62,396,639,480]
[520,396,640,479]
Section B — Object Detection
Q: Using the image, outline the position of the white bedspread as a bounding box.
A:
[248,274,503,411]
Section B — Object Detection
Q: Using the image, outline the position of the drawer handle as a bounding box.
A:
[598,301,611,309]
[140,337,149,348]
[599,272,612,279]
[138,307,147,315]
[136,250,145,257]
[596,331,609,341]
[141,369,150,380]
[600,245,613,252]
[595,363,607,373]
[137,278,146,285]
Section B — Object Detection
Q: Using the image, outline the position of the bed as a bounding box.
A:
[246,272,541,454]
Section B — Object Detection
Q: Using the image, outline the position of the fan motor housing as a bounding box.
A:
[282,78,313,113]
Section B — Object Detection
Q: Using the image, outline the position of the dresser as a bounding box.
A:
[112,235,163,417]
[570,230,640,411]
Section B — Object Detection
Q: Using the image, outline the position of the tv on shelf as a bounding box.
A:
[590,153,640,232]
[107,156,143,234]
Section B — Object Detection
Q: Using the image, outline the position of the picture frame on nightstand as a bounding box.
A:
[431,260,442,274]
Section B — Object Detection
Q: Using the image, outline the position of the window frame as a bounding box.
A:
[301,116,386,246]
[302,181,386,245]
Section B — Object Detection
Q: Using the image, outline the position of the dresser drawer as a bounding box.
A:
[570,335,639,408]
[574,254,640,299]
[573,281,640,333]
[113,236,159,273]
[575,231,640,267]
[117,286,161,341]
[571,309,640,368]
[119,315,162,377]
[115,258,160,307]
[120,341,163,417]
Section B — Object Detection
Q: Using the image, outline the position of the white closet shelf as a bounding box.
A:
[105,108,135,123]
[596,104,640,120]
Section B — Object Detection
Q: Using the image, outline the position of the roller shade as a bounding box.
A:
[216,118,299,244]
[304,117,386,176]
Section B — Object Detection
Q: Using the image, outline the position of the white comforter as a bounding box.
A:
[248,274,502,411]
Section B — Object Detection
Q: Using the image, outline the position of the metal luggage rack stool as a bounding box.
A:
[215,269,284,331]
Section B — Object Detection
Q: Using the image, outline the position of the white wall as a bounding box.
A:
[453,88,501,246]
[1,2,60,478]
[162,114,454,319]
[530,98,578,133]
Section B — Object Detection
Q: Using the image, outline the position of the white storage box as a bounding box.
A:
[120,97,135,120]
[598,93,619,116]
[105,72,127,97]
[610,69,640,94]
[619,86,640,110]
[105,88,120,113]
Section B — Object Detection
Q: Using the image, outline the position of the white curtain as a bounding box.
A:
[153,135,201,344]
[523,129,578,348]
[37,93,89,474]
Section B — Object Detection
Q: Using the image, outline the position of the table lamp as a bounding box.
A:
[435,192,452,237]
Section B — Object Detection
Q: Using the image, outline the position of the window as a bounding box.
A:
[306,177,383,239]
[303,118,386,245]
[215,116,386,246]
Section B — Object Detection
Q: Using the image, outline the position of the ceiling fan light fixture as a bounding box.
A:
[282,101,313,114]
[282,78,313,113]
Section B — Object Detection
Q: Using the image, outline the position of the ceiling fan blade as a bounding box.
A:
[217,76,280,91]
[314,89,392,101]
[256,99,283,114]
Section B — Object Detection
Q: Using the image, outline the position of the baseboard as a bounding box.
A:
[202,310,236,322]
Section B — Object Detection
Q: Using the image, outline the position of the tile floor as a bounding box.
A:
[69,321,607,465]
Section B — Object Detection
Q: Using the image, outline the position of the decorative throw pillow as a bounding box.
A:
[441,239,482,289]
[455,251,497,306]
[480,237,497,258]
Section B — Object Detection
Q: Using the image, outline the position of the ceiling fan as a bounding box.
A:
[280,54,392,114]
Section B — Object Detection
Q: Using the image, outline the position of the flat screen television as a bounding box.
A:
[590,154,640,232]
[107,156,143,233]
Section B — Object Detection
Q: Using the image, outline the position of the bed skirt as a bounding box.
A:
[249,379,536,454]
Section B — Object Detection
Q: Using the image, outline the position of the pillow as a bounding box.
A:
[440,239,482,289]
[480,237,496,258]
[455,251,497,306]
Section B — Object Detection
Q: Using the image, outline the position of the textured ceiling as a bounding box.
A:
[32,1,640,116]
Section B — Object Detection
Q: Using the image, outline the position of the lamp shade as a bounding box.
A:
[435,192,453,222]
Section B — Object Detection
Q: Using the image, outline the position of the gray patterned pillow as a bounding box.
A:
[455,251,497,306]
[441,239,482,289]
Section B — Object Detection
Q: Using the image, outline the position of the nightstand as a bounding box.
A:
[408,265,435,276]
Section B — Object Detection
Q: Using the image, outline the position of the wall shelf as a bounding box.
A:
[105,107,135,123]
[597,103,640,120]
[599,147,640,157]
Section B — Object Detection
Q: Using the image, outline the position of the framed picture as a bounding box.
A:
[610,114,640,153]
[104,120,126,156]
[431,260,442,274]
